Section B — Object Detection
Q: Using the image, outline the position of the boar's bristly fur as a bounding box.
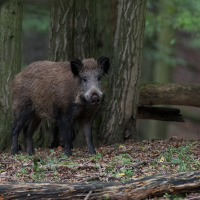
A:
[11,57,110,157]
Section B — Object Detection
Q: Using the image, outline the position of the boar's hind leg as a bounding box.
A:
[11,108,32,155]
[23,114,41,156]
[84,121,96,155]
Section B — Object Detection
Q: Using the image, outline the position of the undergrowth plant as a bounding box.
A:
[158,143,199,172]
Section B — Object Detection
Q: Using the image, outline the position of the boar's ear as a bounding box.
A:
[98,56,110,75]
[70,59,83,76]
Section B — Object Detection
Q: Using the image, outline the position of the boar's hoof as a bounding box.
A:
[88,149,96,155]
[27,149,34,156]
[65,150,72,157]
[11,149,18,155]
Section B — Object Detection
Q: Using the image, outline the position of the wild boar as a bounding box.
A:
[11,56,110,157]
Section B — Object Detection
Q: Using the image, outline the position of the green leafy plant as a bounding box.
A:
[89,153,102,161]
[16,173,20,177]
[119,157,132,165]
[59,153,68,159]
[94,163,99,168]
[125,169,134,177]
[158,144,197,172]
[105,166,114,172]
[163,193,171,198]
[21,168,28,174]
[67,161,79,168]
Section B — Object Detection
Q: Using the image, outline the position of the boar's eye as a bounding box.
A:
[98,76,101,82]
[83,77,87,83]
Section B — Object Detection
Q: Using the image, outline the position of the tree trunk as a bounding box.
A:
[0,0,23,152]
[43,0,96,148]
[73,0,96,59]
[72,0,96,148]
[48,0,75,62]
[37,0,76,149]
[48,0,96,61]
[99,0,147,144]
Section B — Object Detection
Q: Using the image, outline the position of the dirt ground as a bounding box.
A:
[0,138,200,199]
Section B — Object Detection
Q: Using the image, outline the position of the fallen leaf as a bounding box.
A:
[160,157,165,162]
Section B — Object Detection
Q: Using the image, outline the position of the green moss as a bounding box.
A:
[140,82,160,86]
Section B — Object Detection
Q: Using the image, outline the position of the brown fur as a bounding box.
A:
[11,56,109,156]
[12,58,100,120]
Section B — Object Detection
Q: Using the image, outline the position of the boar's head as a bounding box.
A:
[70,56,109,106]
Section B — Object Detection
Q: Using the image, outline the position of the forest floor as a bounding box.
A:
[0,137,200,199]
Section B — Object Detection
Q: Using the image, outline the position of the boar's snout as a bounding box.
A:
[90,93,101,105]
[84,85,103,106]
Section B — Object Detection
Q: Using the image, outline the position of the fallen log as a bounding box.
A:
[139,83,200,107]
[137,106,184,122]
[0,171,200,199]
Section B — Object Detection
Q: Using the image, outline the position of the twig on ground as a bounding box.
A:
[98,163,102,175]
[133,160,151,168]
[126,153,135,162]
[84,190,92,200]
[84,177,100,182]
[157,161,193,165]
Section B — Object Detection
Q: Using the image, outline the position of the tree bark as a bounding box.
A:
[0,0,23,152]
[0,171,199,199]
[38,0,76,149]
[99,0,147,144]
[73,0,96,148]
[73,0,96,59]
[44,0,96,148]
[48,0,75,61]
[139,83,200,107]
[48,0,96,61]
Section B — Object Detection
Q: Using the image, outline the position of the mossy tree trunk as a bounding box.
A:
[41,0,96,148]
[0,0,23,152]
[99,0,147,144]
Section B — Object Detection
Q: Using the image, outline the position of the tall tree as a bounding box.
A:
[0,0,23,152]
[73,0,96,147]
[99,0,147,144]
[73,0,96,59]
[42,0,96,148]
[48,0,75,61]
[49,0,96,61]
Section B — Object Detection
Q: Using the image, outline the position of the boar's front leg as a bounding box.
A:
[84,121,96,155]
[57,113,73,157]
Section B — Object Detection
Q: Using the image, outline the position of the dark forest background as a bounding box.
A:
[22,0,200,141]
